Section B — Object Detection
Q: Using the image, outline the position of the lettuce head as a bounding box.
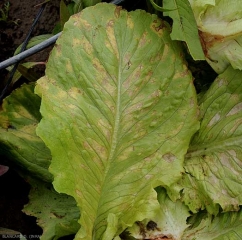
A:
[189,0,242,73]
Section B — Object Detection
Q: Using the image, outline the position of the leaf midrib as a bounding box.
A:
[108,65,121,166]
[92,48,123,237]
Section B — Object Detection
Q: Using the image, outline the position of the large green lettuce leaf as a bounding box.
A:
[36,3,199,239]
[170,66,242,214]
[0,83,52,182]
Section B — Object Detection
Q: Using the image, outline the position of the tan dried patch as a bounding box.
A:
[93,58,104,73]
[230,118,242,133]
[76,189,83,198]
[127,16,134,29]
[54,44,62,57]
[180,68,189,77]
[199,30,225,57]
[97,119,112,141]
[57,89,67,100]
[114,6,122,18]
[124,102,143,115]
[231,94,240,102]
[151,89,161,98]
[66,61,73,73]
[151,19,165,36]
[83,139,107,161]
[227,102,242,116]
[138,31,148,48]
[92,59,116,96]
[144,174,153,180]
[68,87,83,99]
[82,37,93,55]
[72,38,82,47]
[208,113,221,127]
[144,156,152,162]
[106,20,119,58]
[220,153,240,176]
[161,44,170,61]
[80,18,92,30]
[218,78,226,87]
[162,153,177,163]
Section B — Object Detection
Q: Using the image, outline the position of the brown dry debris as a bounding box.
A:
[198,30,225,57]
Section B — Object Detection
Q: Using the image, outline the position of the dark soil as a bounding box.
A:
[0,168,42,239]
[0,0,60,96]
[0,0,60,239]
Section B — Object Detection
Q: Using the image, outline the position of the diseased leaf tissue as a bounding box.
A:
[36,3,198,239]
[1,1,242,240]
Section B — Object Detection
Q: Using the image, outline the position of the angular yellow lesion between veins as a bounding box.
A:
[66,61,73,73]
[127,16,134,29]
[82,37,94,55]
[68,87,84,100]
[106,20,119,58]
[72,38,82,47]
[138,31,149,48]
[79,18,92,30]
[92,58,103,72]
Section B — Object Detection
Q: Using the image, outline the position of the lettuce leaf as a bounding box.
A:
[170,66,242,214]
[128,187,242,239]
[23,178,80,240]
[36,3,199,239]
[163,0,205,60]
[128,188,190,239]
[0,83,52,182]
[183,210,242,239]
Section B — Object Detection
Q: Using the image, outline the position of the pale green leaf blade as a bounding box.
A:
[172,66,242,214]
[163,0,205,60]
[80,0,101,8]
[23,178,80,240]
[0,83,52,182]
[149,0,176,12]
[71,0,101,15]
[60,0,71,29]
[72,0,83,13]
[6,62,44,85]
[36,3,199,239]
[183,210,242,239]
[187,0,215,27]
[14,34,53,55]
[205,36,242,74]
[17,64,42,82]
[128,188,190,239]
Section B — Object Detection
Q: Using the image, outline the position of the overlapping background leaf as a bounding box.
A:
[0,83,52,182]
[169,66,242,215]
[129,66,242,239]
[0,84,80,239]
